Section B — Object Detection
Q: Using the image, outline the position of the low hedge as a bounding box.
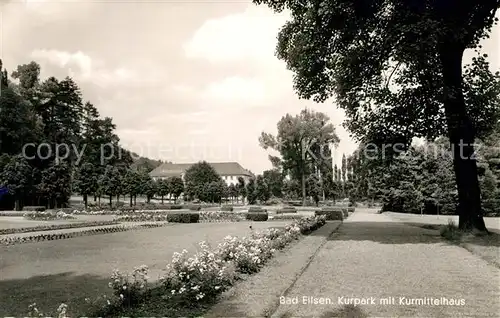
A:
[276,206,297,214]
[0,223,168,246]
[115,214,169,222]
[347,207,355,213]
[22,206,46,212]
[246,212,269,221]
[248,207,267,213]
[199,211,246,222]
[314,207,343,221]
[166,212,200,223]
[221,205,233,212]
[0,220,119,235]
[272,214,304,221]
[0,211,25,217]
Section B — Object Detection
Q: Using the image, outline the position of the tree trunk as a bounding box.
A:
[129,195,133,207]
[439,42,487,232]
[14,199,20,211]
[134,196,137,205]
[161,195,164,204]
[109,195,112,208]
[94,195,97,202]
[83,194,88,210]
[301,173,306,206]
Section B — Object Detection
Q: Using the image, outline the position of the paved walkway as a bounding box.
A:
[271,208,500,317]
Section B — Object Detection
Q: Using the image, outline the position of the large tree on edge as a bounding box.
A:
[253,0,500,232]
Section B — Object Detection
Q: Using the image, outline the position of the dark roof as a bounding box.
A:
[149,162,253,178]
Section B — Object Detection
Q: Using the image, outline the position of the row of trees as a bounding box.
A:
[346,124,500,216]
[0,60,140,210]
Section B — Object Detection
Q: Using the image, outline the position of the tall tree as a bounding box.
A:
[255,175,271,203]
[246,178,257,204]
[259,109,339,206]
[236,176,246,204]
[254,0,500,232]
[157,179,171,204]
[73,162,98,209]
[262,169,284,198]
[169,176,184,204]
[0,155,33,210]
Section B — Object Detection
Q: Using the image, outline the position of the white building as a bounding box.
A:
[149,162,254,186]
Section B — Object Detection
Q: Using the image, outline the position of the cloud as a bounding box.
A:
[30,49,161,88]
[184,6,289,64]
[201,76,267,104]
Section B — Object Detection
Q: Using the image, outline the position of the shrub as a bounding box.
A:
[115,214,169,222]
[440,220,463,241]
[199,211,245,222]
[170,205,183,210]
[272,214,305,221]
[166,212,200,223]
[221,205,233,212]
[276,206,297,214]
[347,207,355,213]
[120,206,136,213]
[314,207,343,221]
[285,200,302,207]
[248,206,266,213]
[24,210,76,221]
[22,206,46,212]
[246,212,269,221]
[160,244,238,303]
[109,265,149,306]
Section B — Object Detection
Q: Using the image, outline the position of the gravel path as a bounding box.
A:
[271,208,500,317]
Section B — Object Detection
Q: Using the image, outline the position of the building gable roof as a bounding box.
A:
[149,162,254,178]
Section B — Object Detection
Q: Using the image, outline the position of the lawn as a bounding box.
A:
[385,212,500,269]
[383,212,500,232]
[0,221,288,316]
[0,216,87,229]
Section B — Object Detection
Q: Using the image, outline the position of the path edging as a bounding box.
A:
[204,221,343,317]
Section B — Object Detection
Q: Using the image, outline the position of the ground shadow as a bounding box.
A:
[0,272,111,316]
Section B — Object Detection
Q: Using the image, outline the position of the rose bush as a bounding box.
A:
[199,211,246,222]
[24,210,76,221]
[24,216,327,316]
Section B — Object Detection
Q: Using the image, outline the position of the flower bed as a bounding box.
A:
[23,216,327,316]
[0,211,25,217]
[199,211,246,222]
[102,215,327,313]
[24,211,76,221]
[115,214,170,222]
[271,214,306,221]
[0,220,119,235]
[0,223,168,246]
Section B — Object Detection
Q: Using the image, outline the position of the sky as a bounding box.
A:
[1,0,499,174]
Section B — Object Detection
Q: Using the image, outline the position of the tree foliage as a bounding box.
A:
[253,0,500,231]
[259,109,339,205]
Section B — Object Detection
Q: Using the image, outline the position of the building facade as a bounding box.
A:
[149,162,254,186]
